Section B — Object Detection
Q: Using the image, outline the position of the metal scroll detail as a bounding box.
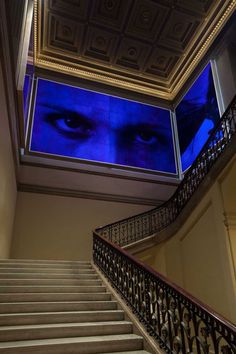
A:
[93,233,236,353]
[96,96,236,247]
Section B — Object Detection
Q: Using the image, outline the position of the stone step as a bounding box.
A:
[0,301,117,313]
[105,352,151,354]
[0,334,143,353]
[0,267,95,274]
[0,272,98,279]
[0,321,133,341]
[0,310,125,325]
[0,262,92,269]
[0,292,111,302]
[0,259,91,265]
[0,279,101,286]
[0,285,106,293]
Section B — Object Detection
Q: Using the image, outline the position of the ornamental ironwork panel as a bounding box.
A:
[93,233,236,354]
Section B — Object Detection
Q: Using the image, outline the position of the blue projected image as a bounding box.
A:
[30,79,176,173]
[176,63,220,171]
[23,74,33,131]
[23,75,30,111]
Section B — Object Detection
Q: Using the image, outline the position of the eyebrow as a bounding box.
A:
[37,102,71,114]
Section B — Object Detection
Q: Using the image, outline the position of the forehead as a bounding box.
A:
[37,79,109,108]
[36,79,170,126]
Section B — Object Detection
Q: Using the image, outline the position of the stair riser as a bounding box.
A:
[0,338,143,354]
[0,301,117,313]
[0,279,101,286]
[0,263,92,269]
[0,260,91,265]
[0,286,106,293]
[0,293,111,302]
[0,311,125,325]
[0,273,98,279]
[0,323,133,341]
[0,268,95,274]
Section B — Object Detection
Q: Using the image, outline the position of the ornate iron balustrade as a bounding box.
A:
[93,233,236,353]
[96,95,236,247]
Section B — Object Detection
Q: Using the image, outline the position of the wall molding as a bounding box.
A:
[224,212,236,229]
[18,183,164,206]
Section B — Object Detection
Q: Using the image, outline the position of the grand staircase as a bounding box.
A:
[0,259,152,354]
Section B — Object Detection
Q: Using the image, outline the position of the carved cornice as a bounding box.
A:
[33,0,236,103]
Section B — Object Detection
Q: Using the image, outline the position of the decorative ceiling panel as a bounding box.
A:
[34,0,236,102]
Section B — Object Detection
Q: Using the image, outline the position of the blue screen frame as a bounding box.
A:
[176,63,220,171]
[29,78,177,174]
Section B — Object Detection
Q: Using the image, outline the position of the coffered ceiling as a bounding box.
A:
[34,0,236,105]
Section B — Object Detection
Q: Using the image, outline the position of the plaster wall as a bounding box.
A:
[11,192,150,261]
[0,61,17,258]
[137,156,236,324]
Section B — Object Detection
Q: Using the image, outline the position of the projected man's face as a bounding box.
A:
[31,80,176,173]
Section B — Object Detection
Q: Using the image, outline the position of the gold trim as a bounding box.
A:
[35,57,171,99]
[171,0,236,96]
[34,0,236,101]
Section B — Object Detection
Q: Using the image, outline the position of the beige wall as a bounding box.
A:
[137,156,236,324]
[0,61,17,258]
[11,192,150,261]
[214,44,236,113]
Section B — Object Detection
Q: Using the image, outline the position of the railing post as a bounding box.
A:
[144,272,151,332]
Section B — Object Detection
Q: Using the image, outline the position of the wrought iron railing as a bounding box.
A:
[96,95,236,247]
[93,233,236,353]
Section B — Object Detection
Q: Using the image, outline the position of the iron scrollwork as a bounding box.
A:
[93,233,236,353]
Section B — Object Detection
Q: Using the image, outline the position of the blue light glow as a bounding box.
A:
[23,74,31,128]
[30,79,176,173]
[176,63,220,171]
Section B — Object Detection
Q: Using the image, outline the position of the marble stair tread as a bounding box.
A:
[0,321,133,341]
[0,272,98,279]
[0,292,111,302]
[0,262,92,269]
[0,320,132,330]
[103,352,152,354]
[0,279,102,285]
[0,259,91,264]
[0,285,107,293]
[0,310,125,325]
[0,334,143,353]
[0,300,118,313]
[0,267,95,273]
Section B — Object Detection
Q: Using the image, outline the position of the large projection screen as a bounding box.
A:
[30,79,177,174]
[176,63,220,171]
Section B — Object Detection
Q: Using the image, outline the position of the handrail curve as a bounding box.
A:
[93,96,236,353]
[96,95,236,247]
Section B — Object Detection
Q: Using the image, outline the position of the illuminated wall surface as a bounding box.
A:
[30,79,176,173]
[23,74,32,132]
[176,64,220,171]
[23,75,30,120]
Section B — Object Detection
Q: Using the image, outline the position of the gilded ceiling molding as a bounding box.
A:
[33,0,236,102]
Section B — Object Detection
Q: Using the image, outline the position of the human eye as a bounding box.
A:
[133,129,159,144]
[44,112,93,139]
[130,125,165,146]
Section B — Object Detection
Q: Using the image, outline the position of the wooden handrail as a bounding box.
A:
[93,96,236,353]
[93,232,236,353]
[94,232,236,333]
